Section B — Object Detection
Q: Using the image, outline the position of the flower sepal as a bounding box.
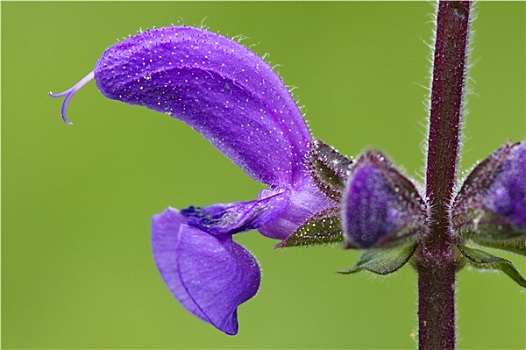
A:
[338,243,417,275]
[456,245,526,288]
[308,139,354,201]
[465,236,526,257]
[276,207,343,248]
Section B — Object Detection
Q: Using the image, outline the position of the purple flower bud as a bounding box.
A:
[455,142,526,236]
[342,152,426,248]
[484,143,526,230]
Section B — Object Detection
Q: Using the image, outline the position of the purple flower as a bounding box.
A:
[50,26,334,334]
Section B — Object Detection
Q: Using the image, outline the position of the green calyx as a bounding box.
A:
[276,207,343,248]
[308,139,353,201]
[338,243,417,275]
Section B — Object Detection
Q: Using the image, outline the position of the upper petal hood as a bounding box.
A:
[94,26,311,188]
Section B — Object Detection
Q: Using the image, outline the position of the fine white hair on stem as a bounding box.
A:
[422,0,475,211]
[422,1,438,184]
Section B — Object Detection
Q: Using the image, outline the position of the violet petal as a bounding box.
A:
[257,175,335,240]
[94,26,310,188]
[152,208,260,335]
[181,191,289,236]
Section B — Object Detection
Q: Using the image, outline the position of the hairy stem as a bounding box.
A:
[418,1,471,349]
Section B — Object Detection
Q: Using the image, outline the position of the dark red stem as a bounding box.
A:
[418,1,471,349]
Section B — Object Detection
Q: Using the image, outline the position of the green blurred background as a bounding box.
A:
[2,2,525,349]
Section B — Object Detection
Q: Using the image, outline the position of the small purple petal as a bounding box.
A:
[93,26,310,188]
[181,191,289,236]
[152,208,260,335]
[258,176,336,240]
[342,153,425,248]
[484,142,526,230]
